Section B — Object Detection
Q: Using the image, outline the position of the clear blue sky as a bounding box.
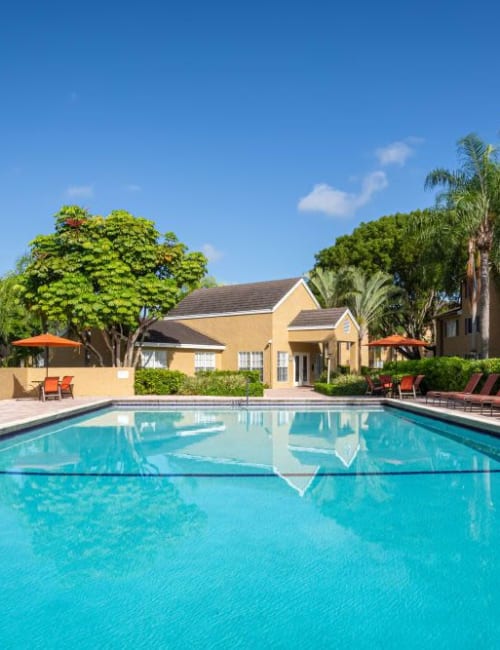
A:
[1,0,499,284]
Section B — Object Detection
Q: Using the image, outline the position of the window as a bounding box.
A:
[195,351,216,372]
[142,348,168,368]
[343,318,351,334]
[465,317,480,334]
[444,319,459,337]
[238,351,264,380]
[277,352,288,382]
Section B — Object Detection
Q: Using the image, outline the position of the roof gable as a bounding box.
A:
[166,278,306,319]
[142,321,224,348]
[288,307,359,331]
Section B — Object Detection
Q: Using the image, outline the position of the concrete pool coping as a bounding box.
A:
[0,392,499,439]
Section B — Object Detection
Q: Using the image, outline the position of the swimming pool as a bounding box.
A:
[0,405,499,648]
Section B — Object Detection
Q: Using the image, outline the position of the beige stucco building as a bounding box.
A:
[435,277,500,358]
[140,278,367,388]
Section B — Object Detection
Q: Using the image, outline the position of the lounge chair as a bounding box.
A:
[59,375,74,399]
[477,393,500,416]
[365,376,385,396]
[397,375,416,399]
[425,373,483,406]
[40,376,61,401]
[462,383,500,413]
[447,373,499,408]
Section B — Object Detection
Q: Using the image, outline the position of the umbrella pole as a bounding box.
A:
[45,346,49,377]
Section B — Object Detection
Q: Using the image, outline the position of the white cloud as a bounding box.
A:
[202,243,223,262]
[298,171,388,218]
[65,185,94,199]
[375,139,419,166]
[124,184,142,192]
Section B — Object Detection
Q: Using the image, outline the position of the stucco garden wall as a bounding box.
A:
[0,367,135,400]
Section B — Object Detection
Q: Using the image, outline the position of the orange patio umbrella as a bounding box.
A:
[367,334,429,371]
[13,333,82,375]
[367,334,429,348]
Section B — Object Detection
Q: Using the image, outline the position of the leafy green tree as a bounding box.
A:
[19,206,207,367]
[424,134,500,358]
[314,211,451,341]
[343,268,396,370]
[199,275,222,288]
[0,258,41,365]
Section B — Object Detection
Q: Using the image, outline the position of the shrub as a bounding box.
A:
[135,368,264,396]
[183,370,264,396]
[380,356,500,392]
[315,356,500,396]
[318,369,339,383]
[314,375,367,396]
[134,369,187,395]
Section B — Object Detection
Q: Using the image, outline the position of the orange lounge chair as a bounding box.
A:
[40,376,61,401]
[463,386,500,414]
[480,394,500,416]
[425,373,483,406]
[59,375,74,399]
[454,373,500,409]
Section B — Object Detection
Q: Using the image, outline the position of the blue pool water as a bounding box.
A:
[0,405,499,649]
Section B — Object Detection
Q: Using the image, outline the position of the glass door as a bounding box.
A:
[294,354,309,386]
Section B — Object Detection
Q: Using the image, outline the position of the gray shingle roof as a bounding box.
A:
[167,278,303,318]
[142,321,224,347]
[288,308,349,328]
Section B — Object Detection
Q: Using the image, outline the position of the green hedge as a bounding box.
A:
[181,370,264,396]
[134,368,264,397]
[314,356,500,396]
[381,356,500,392]
[134,369,186,395]
[315,375,368,396]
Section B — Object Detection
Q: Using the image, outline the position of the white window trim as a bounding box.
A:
[195,351,216,372]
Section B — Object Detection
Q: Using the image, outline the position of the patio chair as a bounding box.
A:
[40,376,61,402]
[59,375,74,399]
[413,374,425,397]
[365,375,385,396]
[379,375,393,392]
[397,375,416,399]
[425,373,483,406]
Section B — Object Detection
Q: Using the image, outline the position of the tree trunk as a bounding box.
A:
[466,239,479,356]
[478,249,490,358]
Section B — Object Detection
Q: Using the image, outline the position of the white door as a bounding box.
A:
[294,354,309,386]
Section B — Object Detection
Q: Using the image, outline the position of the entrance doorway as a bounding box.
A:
[294,354,309,386]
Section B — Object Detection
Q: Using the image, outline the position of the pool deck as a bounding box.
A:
[0,387,499,438]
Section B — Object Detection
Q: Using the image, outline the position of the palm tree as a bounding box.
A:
[344,268,395,371]
[308,267,354,307]
[425,134,500,358]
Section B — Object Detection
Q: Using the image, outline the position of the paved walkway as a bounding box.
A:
[263,386,329,400]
